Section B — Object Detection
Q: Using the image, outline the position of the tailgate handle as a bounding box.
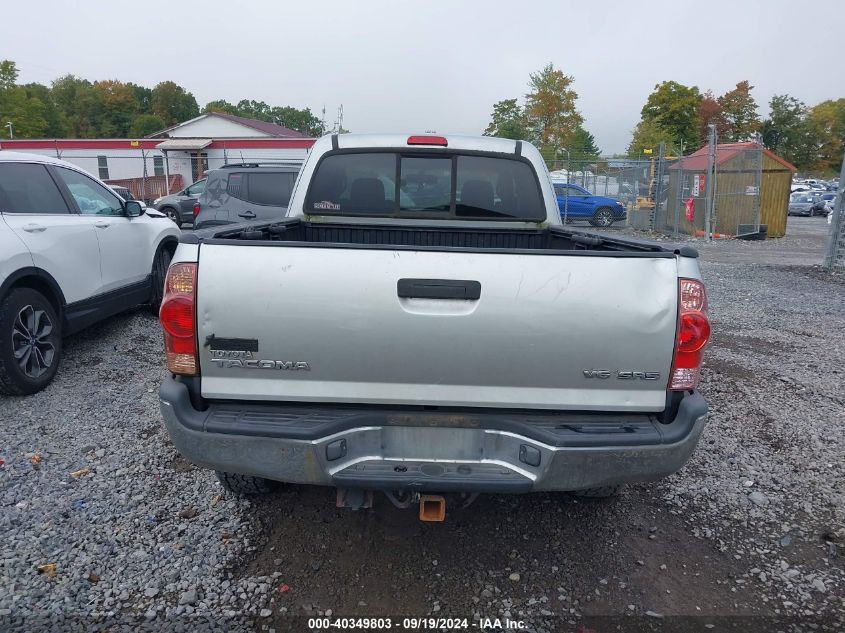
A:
[397,278,481,300]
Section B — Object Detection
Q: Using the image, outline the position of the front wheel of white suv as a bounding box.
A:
[0,288,63,396]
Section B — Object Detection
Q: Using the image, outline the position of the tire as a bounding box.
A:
[149,246,172,316]
[590,207,615,228]
[216,471,277,496]
[574,485,623,499]
[0,288,62,396]
[161,207,182,228]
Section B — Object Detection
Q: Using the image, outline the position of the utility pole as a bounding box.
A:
[703,124,717,241]
[655,141,666,226]
[5,121,12,139]
[334,104,344,134]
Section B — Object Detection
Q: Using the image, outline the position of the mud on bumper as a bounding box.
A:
[160,377,707,494]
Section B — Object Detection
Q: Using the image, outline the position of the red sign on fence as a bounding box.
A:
[692,174,706,197]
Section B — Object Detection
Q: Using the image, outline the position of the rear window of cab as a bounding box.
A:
[305,152,544,221]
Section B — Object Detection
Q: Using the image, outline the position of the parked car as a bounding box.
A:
[158,134,710,514]
[0,152,180,395]
[109,185,142,205]
[552,182,627,227]
[153,179,206,228]
[788,193,826,217]
[193,162,302,229]
[820,192,837,215]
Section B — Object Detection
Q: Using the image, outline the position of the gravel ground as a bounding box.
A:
[1,216,843,632]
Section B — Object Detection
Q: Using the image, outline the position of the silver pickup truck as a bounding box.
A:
[158,134,710,518]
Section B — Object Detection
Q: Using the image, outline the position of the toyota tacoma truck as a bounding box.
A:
[158,134,710,519]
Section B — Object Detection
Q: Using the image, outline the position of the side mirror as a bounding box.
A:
[125,201,144,217]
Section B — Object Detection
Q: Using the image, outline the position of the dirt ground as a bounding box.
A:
[237,216,844,632]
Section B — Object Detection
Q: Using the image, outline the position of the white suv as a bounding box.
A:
[0,152,180,395]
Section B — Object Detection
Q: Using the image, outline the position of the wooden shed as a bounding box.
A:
[665,142,796,238]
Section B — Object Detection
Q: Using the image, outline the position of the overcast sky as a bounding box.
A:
[4,0,843,153]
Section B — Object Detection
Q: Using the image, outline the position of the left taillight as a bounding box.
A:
[669,278,711,390]
[159,262,198,376]
[193,202,200,217]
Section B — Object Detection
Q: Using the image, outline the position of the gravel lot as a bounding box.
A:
[1,216,843,632]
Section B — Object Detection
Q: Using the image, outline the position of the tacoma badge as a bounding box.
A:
[583,369,660,380]
[210,349,310,370]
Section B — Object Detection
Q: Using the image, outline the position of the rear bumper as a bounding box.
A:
[159,377,708,493]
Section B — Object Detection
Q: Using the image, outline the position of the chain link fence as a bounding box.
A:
[546,157,660,228]
[19,149,307,204]
[547,135,775,239]
[823,155,845,269]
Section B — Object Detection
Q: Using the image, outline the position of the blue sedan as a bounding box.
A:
[553,183,627,227]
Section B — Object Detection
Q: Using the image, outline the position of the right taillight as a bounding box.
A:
[159,262,198,376]
[669,278,711,390]
[193,202,200,217]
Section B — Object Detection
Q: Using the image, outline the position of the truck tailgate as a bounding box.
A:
[196,244,678,411]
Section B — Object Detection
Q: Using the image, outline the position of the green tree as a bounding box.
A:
[524,63,583,159]
[128,83,153,114]
[483,98,531,140]
[151,81,199,126]
[235,99,272,122]
[22,83,65,137]
[568,125,601,160]
[0,60,17,90]
[761,94,812,168]
[639,80,702,150]
[718,81,760,142]
[806,99,845,173]
[203,99,239,115]
[626,119,677,157]
[129,113,165,137]
[268,106,323,135]
[51,74,103,137]
[0,61,49,138]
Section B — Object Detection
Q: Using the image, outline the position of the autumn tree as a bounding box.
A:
[718,81,760,142]
[524,63,583,159]
[639,80,702,151]
[697,90,729,144]
[93,80,139,136]
[151,81,199,126]
[483,98,531,140]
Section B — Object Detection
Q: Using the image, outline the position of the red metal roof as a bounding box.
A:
[669,142,796,172]
[208,112,310,138]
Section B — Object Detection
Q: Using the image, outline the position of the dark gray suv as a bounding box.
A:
[194,163,302,229]
[153,179,206,228]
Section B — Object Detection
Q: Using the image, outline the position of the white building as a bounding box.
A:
[0,112,314,201]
